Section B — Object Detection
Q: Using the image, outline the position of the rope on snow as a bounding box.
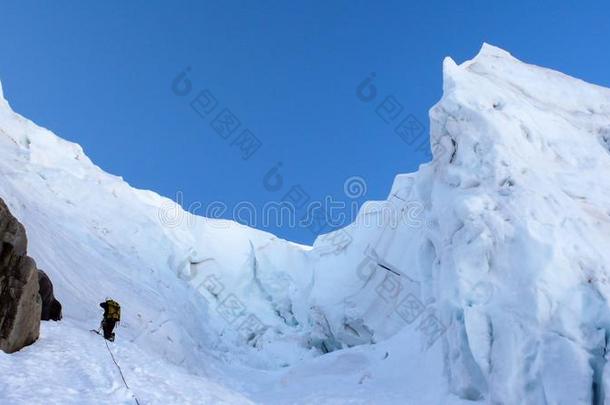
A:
[104,339,142,405]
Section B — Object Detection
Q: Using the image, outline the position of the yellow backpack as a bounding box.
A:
[106,300,121,322]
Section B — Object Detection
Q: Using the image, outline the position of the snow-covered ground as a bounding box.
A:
[1,44,610,404]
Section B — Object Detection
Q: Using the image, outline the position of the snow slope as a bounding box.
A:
[1,44,610,404]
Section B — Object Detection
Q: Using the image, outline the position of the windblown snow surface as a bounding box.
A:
[1,44,610,404]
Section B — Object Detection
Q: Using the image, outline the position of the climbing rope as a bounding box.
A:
[104,339,142,405]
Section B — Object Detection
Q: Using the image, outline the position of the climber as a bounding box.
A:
[99,298,121,342]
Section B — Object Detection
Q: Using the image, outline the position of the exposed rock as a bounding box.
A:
[38,270,62,321]
[0,198,42,353]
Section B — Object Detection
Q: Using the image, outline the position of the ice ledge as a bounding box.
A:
[442,43,516,77]
[439,43,519,98]
[475,42,514,60]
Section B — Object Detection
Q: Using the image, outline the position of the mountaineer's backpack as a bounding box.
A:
[105,299,121,322]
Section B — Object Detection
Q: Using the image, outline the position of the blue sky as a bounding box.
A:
[1,1,609,244]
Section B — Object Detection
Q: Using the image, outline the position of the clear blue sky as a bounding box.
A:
[1,1,609,244]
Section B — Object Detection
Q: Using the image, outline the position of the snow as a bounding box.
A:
[1,43,610,404]
[0,320,254,404]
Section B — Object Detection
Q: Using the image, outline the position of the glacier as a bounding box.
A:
[1,43,610,404]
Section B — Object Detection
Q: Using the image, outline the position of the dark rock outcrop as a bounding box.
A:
[38,270,62,321]
[0,198,42,353]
